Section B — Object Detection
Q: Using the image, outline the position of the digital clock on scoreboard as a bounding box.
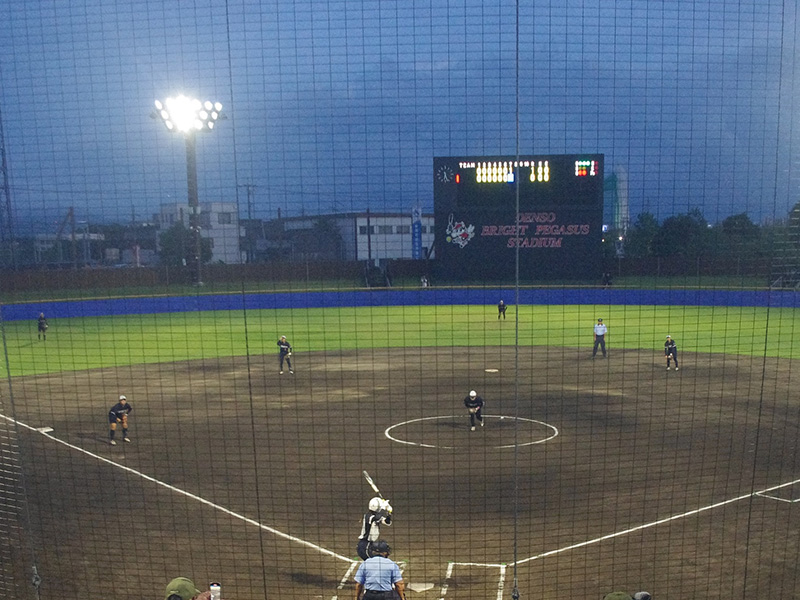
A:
[434,154,603,208]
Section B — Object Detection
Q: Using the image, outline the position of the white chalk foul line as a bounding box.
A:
[447,476,800,569]
[0,413,355,564]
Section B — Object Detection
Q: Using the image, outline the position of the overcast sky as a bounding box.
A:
[1,0,798,234]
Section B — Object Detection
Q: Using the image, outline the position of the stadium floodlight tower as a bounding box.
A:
[153,95,224,285]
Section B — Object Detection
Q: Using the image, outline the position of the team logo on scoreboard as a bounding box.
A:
[445,213,475,248]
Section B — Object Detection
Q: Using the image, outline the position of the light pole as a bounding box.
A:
[153,95,224,285]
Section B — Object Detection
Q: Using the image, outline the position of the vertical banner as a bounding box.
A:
[411,206,422,259]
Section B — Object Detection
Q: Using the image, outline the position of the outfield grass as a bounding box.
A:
[0,275,770,304]
[2,303,796,377]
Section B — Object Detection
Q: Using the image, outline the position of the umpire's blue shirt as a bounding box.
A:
[355,556,402,591]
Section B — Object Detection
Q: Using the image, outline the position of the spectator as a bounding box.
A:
[165,577,211,600]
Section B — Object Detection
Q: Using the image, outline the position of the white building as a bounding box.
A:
[157,202,242,264]
[277,211,435,265]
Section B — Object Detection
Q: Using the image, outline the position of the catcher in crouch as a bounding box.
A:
[356,496,393,560]
[464,390,485,431]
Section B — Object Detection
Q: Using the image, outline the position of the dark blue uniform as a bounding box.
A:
[108,396,133,445]
[498,301,507,319]
[464,392,484,430]
[37,313,48,340]
[665,336,678,370]
[278,336,293,374]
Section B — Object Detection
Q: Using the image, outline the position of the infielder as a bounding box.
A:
[356,496,393,560]
[464,390,484,431]
[108,395,132,445]
[665,335,678,370]
[592,318,608,358]
[498,300,507,319]
[277,335,293,374]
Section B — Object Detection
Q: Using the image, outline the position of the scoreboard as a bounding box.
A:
[433,154,604,281]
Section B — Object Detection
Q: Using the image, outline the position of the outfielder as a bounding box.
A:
[665,335,678,370]
[108,394,132,445]
[356,496,393,560]
[277,335,293,374]
[464,390,484,431]
[498,300,507,319]
[37,313,48,341]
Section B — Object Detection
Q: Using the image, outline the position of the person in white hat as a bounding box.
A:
[463,390,485,431]
[108,394,132,445]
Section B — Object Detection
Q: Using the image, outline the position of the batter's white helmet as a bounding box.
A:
[469,390,477,398]
[369,497,382,511]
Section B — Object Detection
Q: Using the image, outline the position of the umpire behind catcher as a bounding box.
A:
[354,540,406,600]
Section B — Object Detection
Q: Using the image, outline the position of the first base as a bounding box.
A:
[36,426,54,433]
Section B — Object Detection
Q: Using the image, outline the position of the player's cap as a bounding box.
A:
[371,540,391,555]
[597,318,603,322]
[633,592,651,600]
[666,335,671,339]
[119,395,127,401]
[469,390,477,398]
[280,335,286,339]
[165,577,202,600]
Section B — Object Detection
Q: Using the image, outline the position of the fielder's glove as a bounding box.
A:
[287,352,292,357]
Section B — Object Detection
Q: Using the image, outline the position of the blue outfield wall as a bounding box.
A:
[1,288,799,322]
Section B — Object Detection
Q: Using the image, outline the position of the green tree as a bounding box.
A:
[715,212,762,258]
[651,208,712,258]
[158,223,212,266]
[622,212,659,258]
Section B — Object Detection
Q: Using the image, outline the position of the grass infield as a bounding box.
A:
[2,303,797,377]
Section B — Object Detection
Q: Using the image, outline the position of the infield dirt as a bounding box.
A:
[4,346,800,599]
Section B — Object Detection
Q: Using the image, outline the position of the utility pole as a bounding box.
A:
[238,183,257,262]
[0,103,16,268]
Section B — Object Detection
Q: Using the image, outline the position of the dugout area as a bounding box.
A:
[3,345,800,599]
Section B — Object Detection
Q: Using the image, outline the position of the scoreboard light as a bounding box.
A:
[476,161,515,183]
[435,154,604,208]
[530,160,550,183]
[575,160,598,177]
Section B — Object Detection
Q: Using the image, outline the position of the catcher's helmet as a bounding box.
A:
[371,540,391,555]
[469,390,477,398]
[368,497,382,511]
